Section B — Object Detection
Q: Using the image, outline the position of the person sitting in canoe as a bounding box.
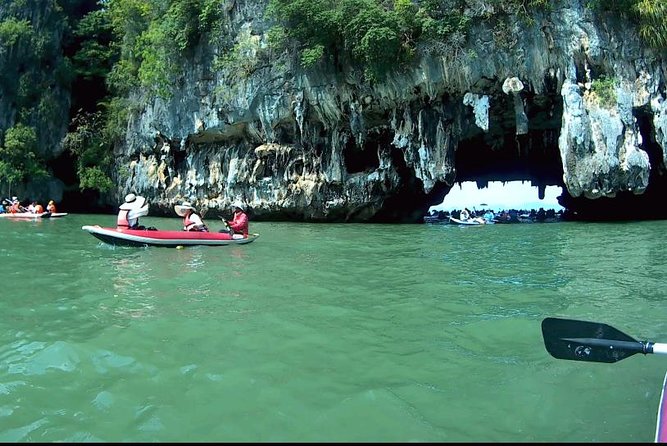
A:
[34,202,44,213]
[47,200,57,213]
[459,207,486,224]
[175,201,209,232]
[117,193,149,230]
[227,202,249,238]
[9,197,25,213]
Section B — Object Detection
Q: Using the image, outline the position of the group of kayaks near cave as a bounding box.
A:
[424,207,564,224]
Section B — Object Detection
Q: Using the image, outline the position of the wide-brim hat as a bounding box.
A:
[232,202,245,212]
[119,194,146,210]
[174,201,196,217]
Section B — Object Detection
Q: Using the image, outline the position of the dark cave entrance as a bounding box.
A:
[452,128,567,204]
[421,119,569,220]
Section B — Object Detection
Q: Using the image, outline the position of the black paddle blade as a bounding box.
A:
[542,317,649,363]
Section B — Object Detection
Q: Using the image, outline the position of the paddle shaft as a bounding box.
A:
[562,338,667,355]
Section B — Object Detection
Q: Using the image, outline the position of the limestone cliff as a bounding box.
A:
[0,0,70,201]
[83,1,667,220]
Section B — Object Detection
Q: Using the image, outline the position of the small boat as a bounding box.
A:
[656,371,667,442]
[82,225,259,247]
[0,212,68,219]
[448,216,488,225]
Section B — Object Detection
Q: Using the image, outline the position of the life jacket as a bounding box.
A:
[184,214,208,232]
[35,204,44,213]
[117,209,131,228]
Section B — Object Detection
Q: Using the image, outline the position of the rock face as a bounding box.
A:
[8,0,663,221]
[0,0,70,201]
[103,1,667,221]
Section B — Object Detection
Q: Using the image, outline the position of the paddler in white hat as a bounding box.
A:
[174,201,209,232]
[117,193,149,229]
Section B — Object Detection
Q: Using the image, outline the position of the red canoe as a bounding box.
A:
[82,225,259,247]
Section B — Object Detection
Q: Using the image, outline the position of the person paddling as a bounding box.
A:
[175,201,209,232]
[227,202,249,238]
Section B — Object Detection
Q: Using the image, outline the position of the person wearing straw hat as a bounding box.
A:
[227,202,249,238]
[174,201,209,232]
[117,193,149,229]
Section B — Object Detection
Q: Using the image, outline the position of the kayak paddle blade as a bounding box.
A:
[541,317,650,363]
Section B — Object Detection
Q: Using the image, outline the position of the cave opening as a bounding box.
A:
[447,128,567,209]
[342,134,381,174]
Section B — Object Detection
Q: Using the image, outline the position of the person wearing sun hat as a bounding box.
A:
[174,201,208,232]
[227,201,249,238]
[117,193,149,229]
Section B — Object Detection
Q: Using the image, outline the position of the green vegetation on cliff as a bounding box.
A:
[266,0,466,81]
[587,0,667,48]
[0,124,47,188]
[0,0,69,192]
[105,0,221,98]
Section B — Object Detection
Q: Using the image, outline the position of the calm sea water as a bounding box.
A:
[0,214,666,442]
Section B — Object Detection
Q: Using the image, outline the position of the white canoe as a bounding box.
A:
[0,212,67,219]
[449,216,488,225]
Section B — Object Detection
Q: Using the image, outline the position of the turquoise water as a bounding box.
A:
[1,214,666,442]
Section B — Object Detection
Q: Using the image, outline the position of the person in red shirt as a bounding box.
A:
[228,203,249,238]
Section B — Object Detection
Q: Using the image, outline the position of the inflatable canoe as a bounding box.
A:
[0,212,68,219]
[82,225,259,247]
[656,371,667,442]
